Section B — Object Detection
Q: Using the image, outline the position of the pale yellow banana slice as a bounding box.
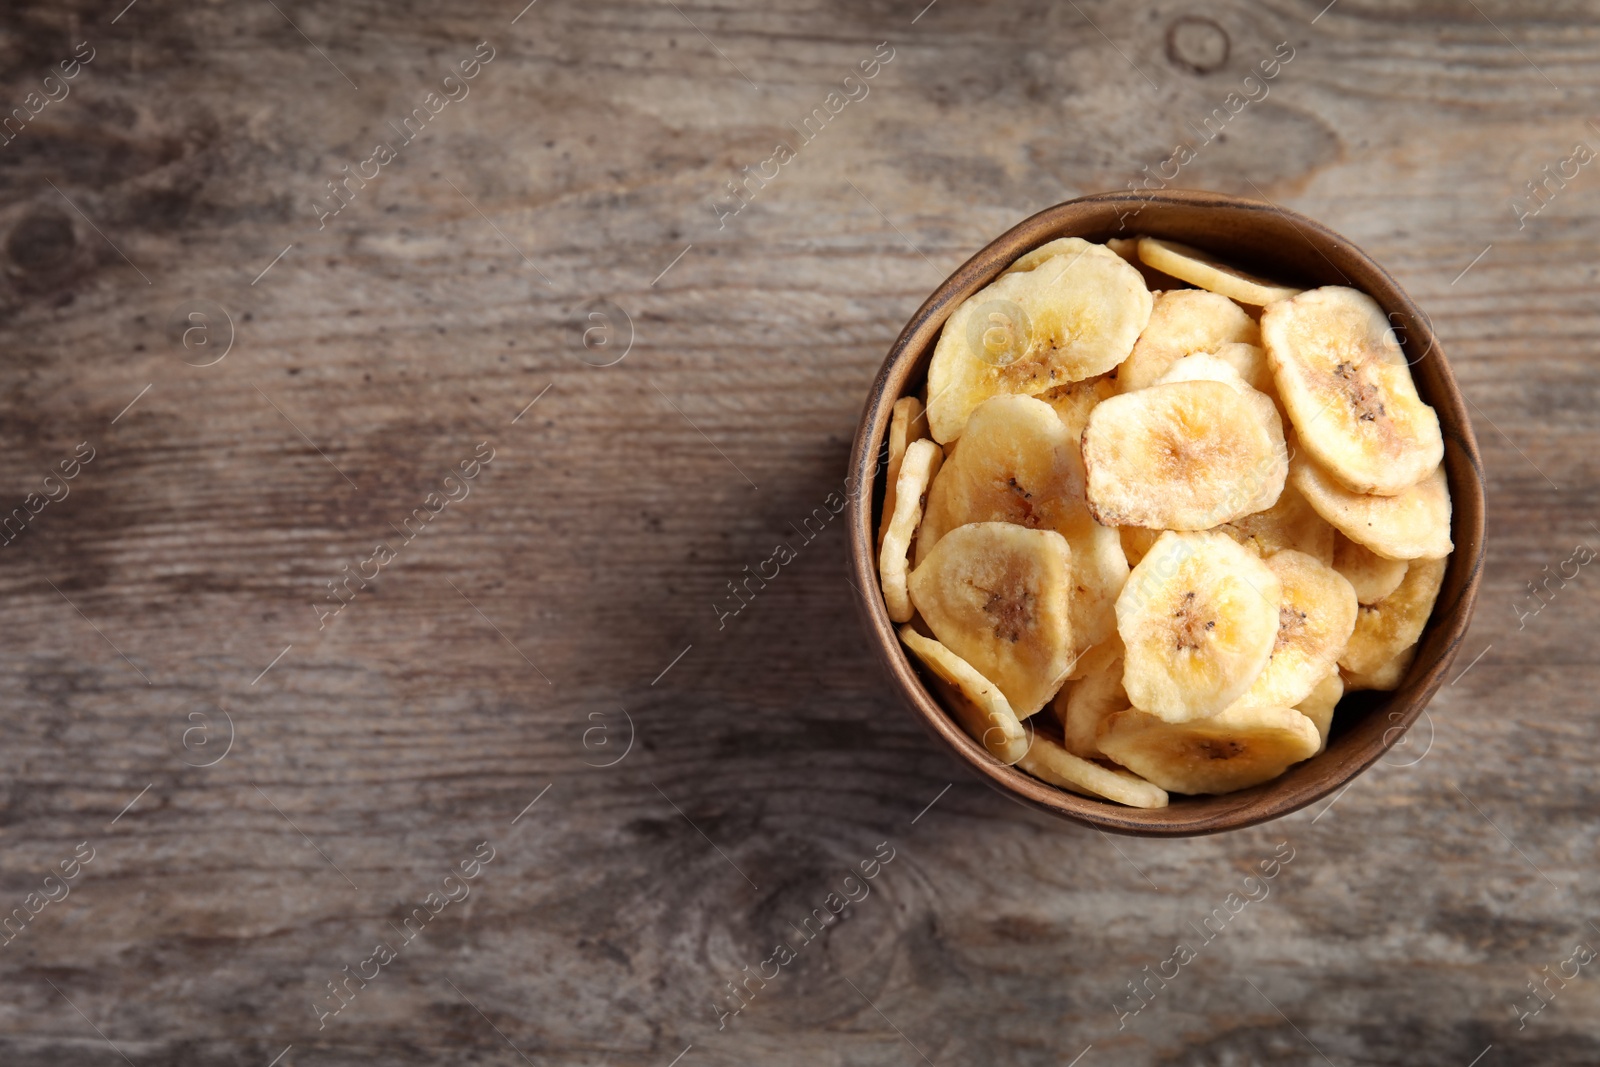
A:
[1119,526,1163,567]
[1297,669,1344,751]
[925,239,1152,442]
[917,395,1128,653]
[1082,380,1286,530]
[908,522,1075,718]
[877,396,928,551]
[1262,286,1444,495]
[1153,353,1288,514]
[1223,549,1358,711]
[878,438,942,623]
[1017,731,1168,808]
[1003,237,1087,276]
[1056,637,1129,758]
[1037,374,1116,444]
[900,626,1030,763]
[1332,530,1408,604]
[1097,704,1322,795]
[1115,531,1282,722]
[1115,288,1260,394]
[1104,236,1141,265]
[1291,454,1453,561]
[1341,644,1417,692]
[1137,237,1303,307]
[1339,555,1446,678]
[1208,341,1278,400]
[1217,478,1336,566]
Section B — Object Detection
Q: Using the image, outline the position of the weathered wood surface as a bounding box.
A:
[0,1,1596,1064]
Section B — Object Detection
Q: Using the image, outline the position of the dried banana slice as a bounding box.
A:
[1056,637,1129,758]
[1341,644,1417,692]
[1037,374,1116,444]
[1083,380,1287,530]
[1017,731,1168,808]
[1217,479,1336,566]
[1339,555,1446,678]
[1153,353,1288,514]
[1115,288,1261,394]
[1003,236,1087,276]
[1116,531,1282,722]
[1208,341,1278,400]
[908,522,1075,718]
[878,438,942,623]
[877,396,927,550]
[1296,669,1344,751]
[1097,704,1322,795]
[925,239,1152,442]
[1224,549,1358,711]
[1262,286,1444,495]
[1332,530,1408,604]
[900,626,1030,763]
[1119,526,1163,568]
[1137,237,1303,307]
[917,395,1128,653]
[1291,454,1453,561]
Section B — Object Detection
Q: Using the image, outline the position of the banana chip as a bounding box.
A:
[1097,704,1322,795]
[1342,644,1417,692]
[917,395,1128,653]
[1119,525,1163,568]
[1339,554,1446,678]
[900,626,1030,763]
[1332,530,1408,604]
[878,438,943,623]
[1291,453,1453,561]
[1137,237,1303,307]
[1297,669,1344,751]
[1116,288,1261,394]
[1017,731,1168,808]
[926,239,1152,442]
[1116,531,1282,722]
[1083,380,1287,530]
[1153,353,1288,514]
[1223,549,1358,711]
[878,396,928,551]
[908,522,1075,718]
[1208,341,1279,402]
[1037,374,1116,444]
[1217,478,1336,566]
[1262,286,1444,496]
[1056,637,1129,758]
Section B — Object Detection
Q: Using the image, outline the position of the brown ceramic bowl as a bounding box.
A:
[847,189,1484,836]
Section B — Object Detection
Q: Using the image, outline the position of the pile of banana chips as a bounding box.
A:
[878,236,1452,807]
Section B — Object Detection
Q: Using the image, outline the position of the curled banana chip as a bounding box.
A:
[1098,704,1322,795]
[1223,548,1358,711]
[908,522,1075,718]
[1332,530,1408,604]
[1137,237,1303,307]
[1217,478,1336,566]
[1017,731,1168,808]
[1116,531,1282,722]
[878,396,928,551]
[1296,669,1344,751]
[1057,637,1129,758]
[1339,554,1446,679]
[878,438,943,623]
[900,626,1030,763]
[1116,288,1261,394]
[925,239,1152,442]
[1083,380,1287,530]
[917,395,1128,653]
[1291,453,1453,561]
[1262,286,1444,496]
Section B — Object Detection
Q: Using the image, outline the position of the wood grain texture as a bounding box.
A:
[0,0,1596,1064]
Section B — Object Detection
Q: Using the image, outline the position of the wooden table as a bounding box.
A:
[0,1,1595,1063]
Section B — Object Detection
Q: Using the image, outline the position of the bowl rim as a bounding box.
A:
[845,188,1485,837]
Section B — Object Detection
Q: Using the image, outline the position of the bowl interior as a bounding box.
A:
[849,190,1485,836]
